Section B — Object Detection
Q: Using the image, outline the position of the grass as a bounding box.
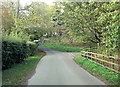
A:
[2,50,45,85]
[75,55,119,85]
[39,43,82,52]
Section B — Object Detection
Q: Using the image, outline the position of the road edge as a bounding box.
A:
[73,57,113,86]
[19,50,46,85]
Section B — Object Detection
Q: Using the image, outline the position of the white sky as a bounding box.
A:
[20,0,55,7]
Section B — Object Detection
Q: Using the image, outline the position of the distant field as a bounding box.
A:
[39,43,82,52]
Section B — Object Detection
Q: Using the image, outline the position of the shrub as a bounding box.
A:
[27,41,38,56]
[2,33,37,70]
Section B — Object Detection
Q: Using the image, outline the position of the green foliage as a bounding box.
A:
[83,47,97,52]
[39,43,82,52]
[2,1,55,41]
[97,2,120,55]
[54,2,120,56]
[27,41,38,56]
[2,33,37,70]
[2,3,15,31]
[75,55,119,85]
[21,2,55,40]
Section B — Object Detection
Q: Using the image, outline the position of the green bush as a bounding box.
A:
[2,34,37,70]
[27,41,38,56]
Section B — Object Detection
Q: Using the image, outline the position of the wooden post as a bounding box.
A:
[95,54,97,63]
[87,52,88,59]
[103,55,104,66]
[118,58,120,72]
[112,58,114,70]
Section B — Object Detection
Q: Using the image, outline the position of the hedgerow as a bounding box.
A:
[2,33,37,70]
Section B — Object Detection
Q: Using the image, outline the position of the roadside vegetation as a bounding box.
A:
[39,43,82,52]
[1,1,120,86]
[2,50,45,85]
[2,32,38,70]
[53,2,119,57]
[75,55,119,85]
[2,2,51,85]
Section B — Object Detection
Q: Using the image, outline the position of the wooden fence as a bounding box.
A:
[81,51,120,73]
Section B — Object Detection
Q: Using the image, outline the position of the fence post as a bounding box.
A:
[112,57,114,70]
[103,55,104,66]
[96,54,97,63]
[86,52,88,58]
[91,52,92,60]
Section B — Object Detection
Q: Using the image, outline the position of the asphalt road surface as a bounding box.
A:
[27,47,106,85]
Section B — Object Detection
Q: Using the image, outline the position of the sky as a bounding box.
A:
[20,0,55,7]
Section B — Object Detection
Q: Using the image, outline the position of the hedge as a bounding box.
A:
[2,34,37,70]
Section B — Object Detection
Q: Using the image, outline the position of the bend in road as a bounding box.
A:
[27,47,107,85]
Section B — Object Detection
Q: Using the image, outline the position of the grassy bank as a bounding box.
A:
[75,55,119,85]
[39,43,82,52]
[2,50,45,85]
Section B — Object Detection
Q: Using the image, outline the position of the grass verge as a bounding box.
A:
[75,55,119,85]
[2,50,45,85]
[39,43,82,52]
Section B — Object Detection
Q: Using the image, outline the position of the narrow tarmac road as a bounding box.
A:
[27,47,106,85]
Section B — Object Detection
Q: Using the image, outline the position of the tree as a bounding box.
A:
[21,2,54,40]
[54,2,120,55]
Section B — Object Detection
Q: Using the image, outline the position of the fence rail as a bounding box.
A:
[81,51,120,73]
